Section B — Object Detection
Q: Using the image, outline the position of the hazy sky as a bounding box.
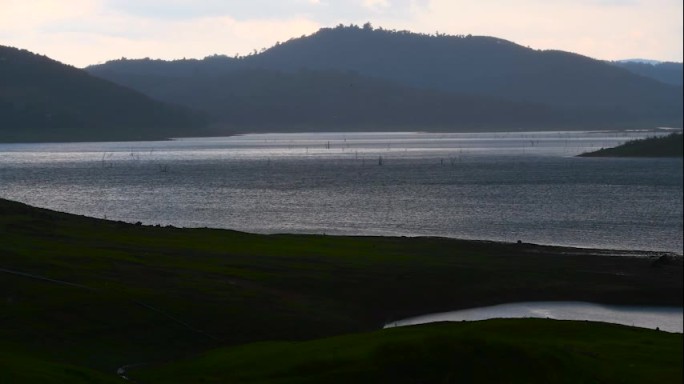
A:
[1,0,682,67]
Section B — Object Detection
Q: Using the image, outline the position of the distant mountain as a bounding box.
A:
[93,67,601,132]
[579,132,683,157]
[0,46,208,142]
[617,59,664,65]
[611,61,683,86]
[91,54,239,77]
[87,25,682,131]
[244,27,681,109]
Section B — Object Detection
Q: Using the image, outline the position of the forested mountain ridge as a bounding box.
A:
[94,67,596,132]
[243,26,680,108]
[3,26,680,142]
[611,61,683,86]
[86,25,682,131]
[0,46,208,142]
[90,54,238,78]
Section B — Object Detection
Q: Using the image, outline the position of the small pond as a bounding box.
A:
[384,302,683,333]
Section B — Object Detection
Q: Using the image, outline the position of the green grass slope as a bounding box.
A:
[134,319,682,384]
[0,347,120,384]
[1,197,682,380]
[579,132,683,157]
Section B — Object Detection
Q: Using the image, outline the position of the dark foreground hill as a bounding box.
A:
[87,25,683,131]
[132,320,682,384]
[579,132,683,157]
[0,46,208,142]
[0,197,681,381]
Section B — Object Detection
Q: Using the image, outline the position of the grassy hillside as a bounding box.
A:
[133,319,683,384]
[0,349,120,384]
[579,133,683,157]
[1,197,681,381]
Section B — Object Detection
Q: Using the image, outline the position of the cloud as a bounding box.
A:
[102,0,309,20]
[404,0,682,61]
[582,0,638,5]
[0,0,97,37]
[362,0,390,11]
[102,0,426,22]
[9,11,321,66]
[1,0,680,66]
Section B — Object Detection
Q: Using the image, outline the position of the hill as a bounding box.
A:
[0,46,208,142]
[87,25,683,131]
[93,67,574,132]
[579,132,683,157]
[0,197,681,381]
[612,61,683,86]
[132,320,682,384]
[245,26,680,109]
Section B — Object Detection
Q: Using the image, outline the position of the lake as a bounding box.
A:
[0,130,682,253]
[384,302,684,333]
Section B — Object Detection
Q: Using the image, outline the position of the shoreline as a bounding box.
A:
[3,197,682,257]
[1,126,680,145]
[1,196,682,375]
[2,196,681,310]
[384,300,683,334]
[2,130,680,255]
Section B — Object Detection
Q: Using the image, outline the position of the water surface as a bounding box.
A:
[385,302,684,333]
[1,130,681,253]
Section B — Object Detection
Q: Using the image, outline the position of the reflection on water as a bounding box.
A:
[0,130,681,253]
[385,302,684,333]
[0,130,672,160]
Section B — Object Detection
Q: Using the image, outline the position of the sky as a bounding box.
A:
[1,0,682,68]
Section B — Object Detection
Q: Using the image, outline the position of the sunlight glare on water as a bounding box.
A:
[0,130,681,253]
[384,302,684,333]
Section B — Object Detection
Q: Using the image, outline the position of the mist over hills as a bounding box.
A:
[0,46,207,142]
[87,25,682,132]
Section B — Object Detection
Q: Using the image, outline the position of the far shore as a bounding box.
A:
[2,126,680,145]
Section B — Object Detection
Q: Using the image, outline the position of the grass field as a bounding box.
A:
[133,319,683,383]
[1,197,682,382]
